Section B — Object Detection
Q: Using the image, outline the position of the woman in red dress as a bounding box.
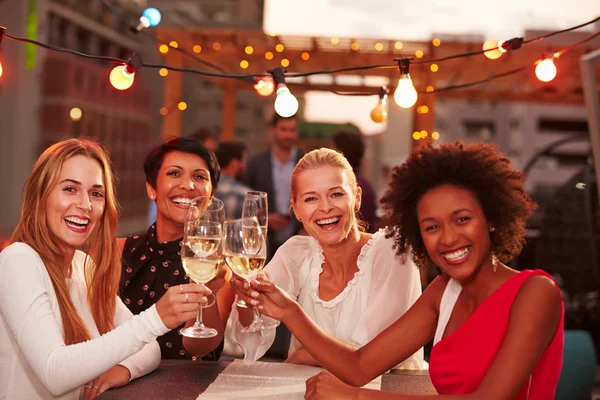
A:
[233,141,564,399]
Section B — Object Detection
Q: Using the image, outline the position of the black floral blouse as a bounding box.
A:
[119,223,223,360]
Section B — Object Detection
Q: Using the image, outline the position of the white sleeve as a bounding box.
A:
[113,297,162,381]
[228,236,307,362]
[350,242,424,370]
[0,246,170,397]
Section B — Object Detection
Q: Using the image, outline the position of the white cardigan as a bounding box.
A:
[0,243,170,400]
[225,230,424,369]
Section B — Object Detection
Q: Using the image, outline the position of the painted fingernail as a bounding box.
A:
[258,305,264,310]
[250,291,259,298]
[244,282,249,289]
[250,299,259,306]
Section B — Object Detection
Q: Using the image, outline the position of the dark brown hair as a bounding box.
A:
[381,141,537,265]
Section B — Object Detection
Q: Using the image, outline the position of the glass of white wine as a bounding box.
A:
[237,191,269,309]
[179,197,224,339]
[223,217,267,334]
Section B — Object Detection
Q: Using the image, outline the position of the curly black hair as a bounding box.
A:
[381,141,537,266]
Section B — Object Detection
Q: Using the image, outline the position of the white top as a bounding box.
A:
[0,243,170,400]
[224,230,424,369]
[433,278,462,346]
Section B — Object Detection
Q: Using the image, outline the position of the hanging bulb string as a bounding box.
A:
[425,65,529,93]
[523,15,600,45]
[1,18,598,88]
[552,29,600,59]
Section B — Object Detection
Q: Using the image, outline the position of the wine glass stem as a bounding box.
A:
[195,303,205,328]
[252,306,262,326]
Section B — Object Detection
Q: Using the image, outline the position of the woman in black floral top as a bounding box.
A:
[118,137,232,359]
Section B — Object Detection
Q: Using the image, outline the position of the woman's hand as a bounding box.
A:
[285,347,320,366]
[305,372,360,400]
[250,275,299,323]
[155,283,211,329]
[83,365,131,399]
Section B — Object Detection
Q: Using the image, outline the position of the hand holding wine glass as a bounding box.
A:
[179,197,225,339]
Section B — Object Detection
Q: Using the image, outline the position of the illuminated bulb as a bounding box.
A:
[142,8,161,27]
[245,46,254,55]
[240,60,249,69]
[160,107,168,116]
[415,50,424,58]
[213,42,221,51]
[0,60,3,78]
[483,39,503,60]
[395,41,403,50]
[109,65,135,91]
[274,84,298,117]
[535,59,557,82]
[351,42,359,51]
[70,107,82,121]
[432,38,441,47]
[281,58,290,67]
[370,100,388,123]
[159,68,168,77]
[178,102,187,111]
[393,75,418,108]
[159,44,169,54]
[275,44,284,52]
[412,131,420,140]
[375,42,383,51]
[331,37,339,45]
[301,52,310,60]
[426,86,435,93]
[420,130,428,138]
[265,51,274,60]
[193,45,202,53]
[169,41,178,49]
[432,131,440,140]
[254,78,275,96]
[430,64,439,72]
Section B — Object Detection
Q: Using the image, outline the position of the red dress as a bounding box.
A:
[429,270,564,398]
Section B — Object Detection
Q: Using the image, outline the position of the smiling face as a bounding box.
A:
[148,150,213,229]
[417,184,493,281]
[292,166,361,246]
[45,155,106,255]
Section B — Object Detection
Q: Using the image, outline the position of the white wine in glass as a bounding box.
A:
[179,198,224,339]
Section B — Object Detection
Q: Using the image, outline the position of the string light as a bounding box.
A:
[375,42,383,51]
[213,42,221,51]
[415,50,424,58]
[275,44,284,52]
[395,41,403,50]
[169,41,178,49]
[159,44,168,54]
[193,45,202,53]
[351,42,359,51]
[245,46,253,55]
[483,39,503,60]
[240,60,249,69]
[160,107,168,116]
[432,131,440,140]
[412,131,420,140]
[331,37,339,45]
[0,27,4,78]
[432,38,441,47]
[430,64,439,72]
[393,58,418,109]
[370,87,389,123]
[159,68,168,76]
[281,58,290,67]
[109,52,141,91]
[178,102,187,111]
[69,107,82,121]
[270,67,298,117]
[265,51,274,60]
[136,8,161,31]
[301,52,310,60]
[535,58,557,82]
[254,77,275,96]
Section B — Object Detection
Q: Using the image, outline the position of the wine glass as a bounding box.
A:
[236,191,268,308]
[223,217,267,334]
[179,197,224,338]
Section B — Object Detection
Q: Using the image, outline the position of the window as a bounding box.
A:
[463,121,495,140]
[537,118,588,134]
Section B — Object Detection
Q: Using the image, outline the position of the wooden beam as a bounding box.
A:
[161,51,183,139]
[221,79,237,140]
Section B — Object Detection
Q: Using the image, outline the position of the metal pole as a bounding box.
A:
[580,48,600,206]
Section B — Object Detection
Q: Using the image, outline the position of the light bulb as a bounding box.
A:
[274,84,298,117]
[70,107,82,121]
[535,59,557,82]
[483,39,503,60]
[370,99,388,123]
[393,75,418,109]
[254,78,275,96]
[109,65,135,91]
[0,60,3,78]
[142,8,162,27]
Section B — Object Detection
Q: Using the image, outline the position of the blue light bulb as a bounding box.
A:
[142,8,162,27]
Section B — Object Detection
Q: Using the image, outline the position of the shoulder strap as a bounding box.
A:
[434,278,462,345]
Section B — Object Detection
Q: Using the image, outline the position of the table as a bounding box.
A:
[99,360,436,399]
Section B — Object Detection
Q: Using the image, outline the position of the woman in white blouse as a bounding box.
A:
[228,148,423,368]
[0,139,210,400]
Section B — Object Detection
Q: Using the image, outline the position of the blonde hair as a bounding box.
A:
[11,138,121,345]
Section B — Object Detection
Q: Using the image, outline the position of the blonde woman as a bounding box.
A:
[229,148,423,369]
[0,139,210,400]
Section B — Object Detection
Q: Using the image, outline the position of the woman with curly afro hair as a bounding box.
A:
[245,141,564,399]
